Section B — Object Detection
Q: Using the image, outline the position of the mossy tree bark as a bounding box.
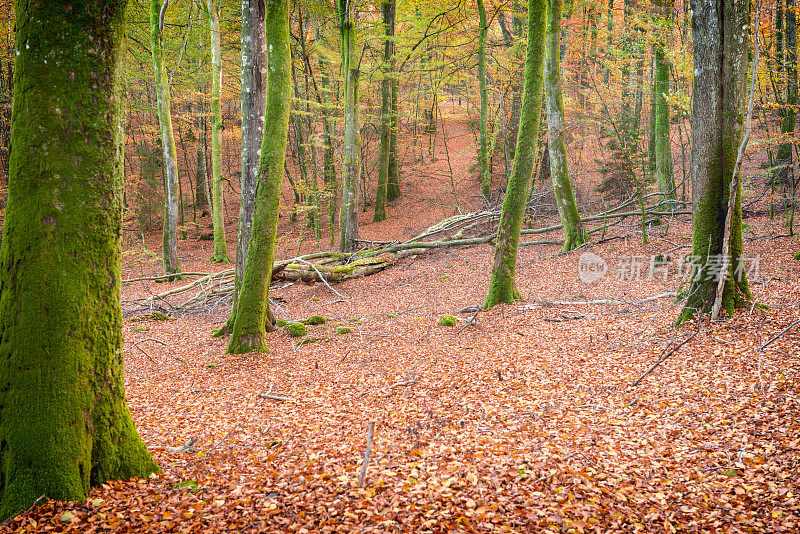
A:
[498,1,525,159]
[386,60,401,201]
[776,0,796,188]
[653,0,676,202]
[544,0,587,251]
[0,1,158,520]
[315,22,338,245]
[484,0,546,308]
[207,0,229,263]
[338,0,360,252]
[374,0,395,222]
[477,0,491,202]
[221,0,267,334]
[150,0,181,277]
[678,0,753,324]
[227,0,290,354]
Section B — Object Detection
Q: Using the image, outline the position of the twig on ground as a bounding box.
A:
[167,436,198,453]
[457,308,481,333]
[757,319,800,352]
[357,421,376,489]
[631,330,699,387]
[257,394,294,402]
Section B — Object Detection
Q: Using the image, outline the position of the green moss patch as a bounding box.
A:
[304,315,326,326]
[439,315,457,327]
[286,323,308,337]
[336,327,353,335]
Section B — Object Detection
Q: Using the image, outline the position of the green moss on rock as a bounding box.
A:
[286,322,307,337]
[276,318,287,327]
[304,315,326,325]
[439,315,457,327]
[336,327,353,335]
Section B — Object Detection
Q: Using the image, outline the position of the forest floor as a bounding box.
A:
[3,115,800,532]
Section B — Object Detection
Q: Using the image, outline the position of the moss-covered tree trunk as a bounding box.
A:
[545,0,586,251]
[195,110,209,209]
[374,0,394,222]
[776,0,796,188]
[654,0,676,201]
[227,0,290,353]
[151,0,181,277]
[484,0,546,308]
[477,0,491,202]
[315,22,338,246]
[387,62,401,201]
[338,0,360,252]
[220,0,266,335]
[208,0,229,263]
[678,0,753,324]
[0,1,158,520]
[502,0,524,159]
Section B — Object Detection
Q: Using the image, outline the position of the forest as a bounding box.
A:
[0,0,799,531]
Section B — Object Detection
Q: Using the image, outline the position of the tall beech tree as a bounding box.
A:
[374,0,395,222]
[0,1,157,520]
[653,0,676,201]
[776,0,796,188]
[484,0,546,308]
[338,0,361,252]
[227,0,290,353]
[218,0,267,335]
[150,0,181,277]
[678,0,753,324]
[315,22,338,244]
[477,0,491,202]
[207,0,229,262]
[544,0,586,251]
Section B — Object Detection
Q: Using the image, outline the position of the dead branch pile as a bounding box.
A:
[122,198,690,318]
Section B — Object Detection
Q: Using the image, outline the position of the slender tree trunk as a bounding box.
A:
[654,0,676,201]
[374,0,395,222]
[338,1,360,252]
[653,48,675,200]
[511,1,525,158]
[220,0,266,335]
[604,0,613,84]
[0,1,157,520]
[484,0,547,308]
[776,0,796,186]
[387,54,401,201]
[545,0,587,251]
[478,0,491,202]
[151,0,181,277]
[315,23,338,246]
[207,0,229,262]
[195,109,209,209]
[678,0,753,324]
[227,0,290,353]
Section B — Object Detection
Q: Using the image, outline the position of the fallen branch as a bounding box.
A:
[166,436,198,453]
[517,292,676,309]
[123,272,213,284]
[257,394,294,402]
[758,319,800,352]
[630,331,699,387]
